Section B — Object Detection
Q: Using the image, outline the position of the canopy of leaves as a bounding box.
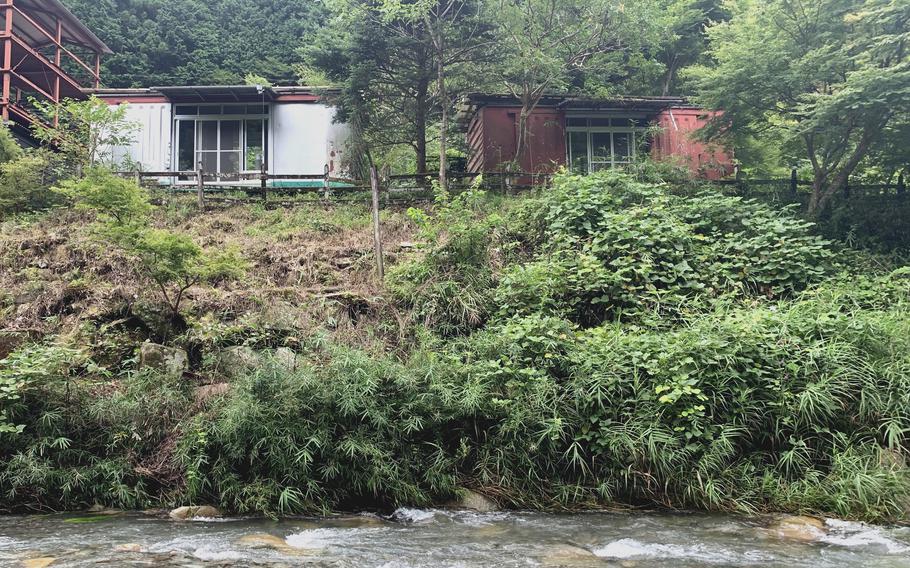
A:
[689,0,910,209]
[61,0,327,86]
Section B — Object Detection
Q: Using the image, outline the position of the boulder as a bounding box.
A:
[216,346,262,377]
[168,505,223,520]
[23,559,56,568]
[237,533,308,555]
[113,543,143,553]
[539,544,600,567]
[194,383,231,405]
[274,347,299,372]
[768,514,827,542]
[139,343,188,379]
[447,488,499,512]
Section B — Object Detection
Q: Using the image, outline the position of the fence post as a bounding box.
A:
[898,171,906,196]
[790,167,798,196]
[196,161,205,209]
[323,164,331,201]
[133,170,141,189]
[261,159,268,203]
[381,164,391,206]
[370,165,385,281]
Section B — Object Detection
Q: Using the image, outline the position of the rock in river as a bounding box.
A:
[447,488,499,512]
[169,505,223,520]
[768,514,827,542]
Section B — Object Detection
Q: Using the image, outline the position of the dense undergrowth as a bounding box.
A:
[1,170,908,523]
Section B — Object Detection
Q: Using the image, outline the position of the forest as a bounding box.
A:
[0,0,907,543]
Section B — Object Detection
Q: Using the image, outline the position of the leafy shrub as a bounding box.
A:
[56,168,246,318]
[55,167,151,226]
[495,171,835,326]
[0,343,80,435]
[389,186,503,336]
[0,151,66,217]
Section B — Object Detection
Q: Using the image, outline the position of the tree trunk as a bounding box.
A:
[415,76,429,174]
[806,126,877,216]
[436,39,448,192]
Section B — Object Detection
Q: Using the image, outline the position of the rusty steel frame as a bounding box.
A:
[0,0,103,125]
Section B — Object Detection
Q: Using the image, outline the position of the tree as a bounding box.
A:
[57,168,245,318]
[492,0,660,165]
[691,0,910,215]
[61,0,327,86]
[378,0,493,189]
[653,0,728,96]
[303,0,438,175]
[31,97,138,174]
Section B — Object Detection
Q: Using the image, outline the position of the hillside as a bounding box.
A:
[1,171,908,522]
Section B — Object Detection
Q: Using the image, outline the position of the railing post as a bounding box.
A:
[323,163,330,201]
[196,161,205,209]
[381,164,391,206]
[370,165,385,281]
[260,159,268,203]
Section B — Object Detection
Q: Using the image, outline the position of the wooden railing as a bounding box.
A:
[119,165,554,208]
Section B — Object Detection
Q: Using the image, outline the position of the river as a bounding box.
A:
[1,509,908,567]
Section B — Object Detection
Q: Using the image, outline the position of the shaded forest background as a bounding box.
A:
[61,0,328,86]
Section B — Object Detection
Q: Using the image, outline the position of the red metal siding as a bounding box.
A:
[468,106,566,174]
[652,108,734,180]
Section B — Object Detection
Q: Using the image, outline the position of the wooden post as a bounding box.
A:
[196,161,205,209]
[381,164,391,206]
[370,165,385,281]
[898,171,905,196]
[323,163,330,200]
[260,159,267,203]
[93,52,101,89]
[790,167,798,196]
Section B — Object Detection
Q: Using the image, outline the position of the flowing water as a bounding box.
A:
[1,509,908,567]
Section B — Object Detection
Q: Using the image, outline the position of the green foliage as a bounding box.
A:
[388,186,503,335]
[0,152,63,217]
[0,341,183,511]
[0,343,83,435]
[690,0,910,213]
[57,167,245,317]
[31,97,138,172]
[61,0,327,86]
[495,171,834,326]
[55,167,151,226]
[129,229,246,316]
[176,344,468,516]
[0,124,21,164]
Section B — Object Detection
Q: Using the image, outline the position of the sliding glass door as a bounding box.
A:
[175,105,269,181]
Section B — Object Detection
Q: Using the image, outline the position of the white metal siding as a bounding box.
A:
[111,103,171,172]
[271,103,350,176]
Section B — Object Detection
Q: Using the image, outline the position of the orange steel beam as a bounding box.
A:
[10,69,55,102]
[10,5,99,84]
[2,1,12,121]
[10,35,87,95]
[54,16,60,124]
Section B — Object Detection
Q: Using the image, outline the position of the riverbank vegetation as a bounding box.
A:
[2,165,908,523]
